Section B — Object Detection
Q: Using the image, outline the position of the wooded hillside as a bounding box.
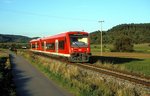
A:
[90,23,150,44]
[0,34,30,43]
[0,34,39,43]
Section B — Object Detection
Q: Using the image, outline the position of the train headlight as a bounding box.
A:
[71,48,73,51]
[79,49,82,51]
[87,48,89,51]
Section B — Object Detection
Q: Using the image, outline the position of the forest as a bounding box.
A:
[90,23,150,44]
[0,34,31,43]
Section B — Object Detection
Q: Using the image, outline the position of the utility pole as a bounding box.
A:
[98,21,104,56]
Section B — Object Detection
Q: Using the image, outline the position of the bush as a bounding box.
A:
[113,35,134,52]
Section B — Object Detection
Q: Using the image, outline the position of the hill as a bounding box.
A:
[90,23,150,44]
[0,34,38,43]
[1,23,150,44]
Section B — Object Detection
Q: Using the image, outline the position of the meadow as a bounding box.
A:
[91,43,150,53]
[91,43,150,76]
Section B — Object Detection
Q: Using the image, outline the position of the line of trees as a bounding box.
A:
[0,43,29,49]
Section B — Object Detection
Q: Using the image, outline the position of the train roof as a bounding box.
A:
[29,38,41,42]
[41,31,88,40]
[30,31,88,42]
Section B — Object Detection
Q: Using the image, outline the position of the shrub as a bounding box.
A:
[113,35,134,52]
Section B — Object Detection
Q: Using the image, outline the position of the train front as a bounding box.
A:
[68,32,91,62]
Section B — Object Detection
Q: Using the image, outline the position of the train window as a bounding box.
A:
[70,35,88,47]
[59,40,65,50]
[32,44,35,48]
[46,43,55,50]
[42,42,44,49]
[42,41,47,50]
[36,43,39,48]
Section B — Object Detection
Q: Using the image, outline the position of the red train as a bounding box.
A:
[30,31,91,62]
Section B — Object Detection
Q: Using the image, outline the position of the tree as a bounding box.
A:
[113,35,134,52]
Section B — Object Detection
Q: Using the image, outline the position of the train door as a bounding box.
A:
[30,43,32,49]
[44,41,46,51]
[35,42,37,50]
[55,40,58,53]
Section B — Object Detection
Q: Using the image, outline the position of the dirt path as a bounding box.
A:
[10,53,73,96]
[93,52,150,59]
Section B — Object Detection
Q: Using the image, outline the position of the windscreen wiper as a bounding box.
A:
[73,42,80,48]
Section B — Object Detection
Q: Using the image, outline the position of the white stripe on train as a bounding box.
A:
[30,49,70,57]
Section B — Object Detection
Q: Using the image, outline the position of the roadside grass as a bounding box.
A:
[19,50,149,96]
[0,50,16,96]
[0,49,8,58]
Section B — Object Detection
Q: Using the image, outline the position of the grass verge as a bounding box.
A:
[0,51,16,96]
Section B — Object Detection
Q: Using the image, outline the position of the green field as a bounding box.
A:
[91,44,150,76]
[91,43,150,53]
[134,43,150,53]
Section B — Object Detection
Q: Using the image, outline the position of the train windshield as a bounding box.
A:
[70,34,88,47]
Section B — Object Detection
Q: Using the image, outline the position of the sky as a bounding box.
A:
[0,0,149,37]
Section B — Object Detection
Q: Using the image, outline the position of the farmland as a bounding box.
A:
[91,43,150,76]
[91,43,150,53]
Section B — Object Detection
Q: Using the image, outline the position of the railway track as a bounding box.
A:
[71,63,150,87]
[32,51,150,87]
